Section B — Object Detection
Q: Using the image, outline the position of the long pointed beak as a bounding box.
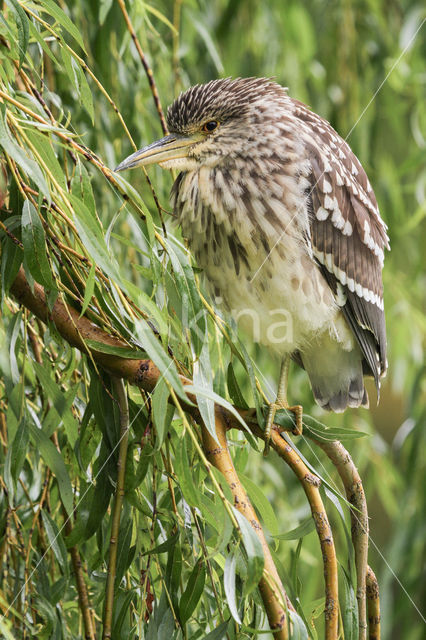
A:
[114,133,201,172]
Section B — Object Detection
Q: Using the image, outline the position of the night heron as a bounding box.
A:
[115,77,389,451]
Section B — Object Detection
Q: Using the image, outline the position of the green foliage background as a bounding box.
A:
[0,1,424,639]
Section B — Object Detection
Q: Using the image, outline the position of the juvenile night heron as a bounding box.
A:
[116,78,389,449]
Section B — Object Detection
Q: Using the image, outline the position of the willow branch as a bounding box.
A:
[201,416,292,639]
[10,269,297,635]
[116,0,168,135]
[65,518,97,640]
[267,429,339,639]
[317,440,369,640]
[102,378,130,640]
[33,335,97,640]
[9,269,345,636]
[366,566,380,640]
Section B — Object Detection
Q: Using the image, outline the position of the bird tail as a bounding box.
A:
[301,333,369,413]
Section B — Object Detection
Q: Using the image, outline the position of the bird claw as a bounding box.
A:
[263,401,303,456]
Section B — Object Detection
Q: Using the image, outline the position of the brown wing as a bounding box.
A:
[293,100,390,389]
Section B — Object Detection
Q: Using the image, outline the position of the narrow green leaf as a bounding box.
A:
[25,129,66,189]
[179,559,206,625]
[76,65,94,123]
[224,552,242,623]
[184,383,249,440]
[70,193,121,282]
[99,0,113,24]
[201,620,229,640]
[340,565,359,639]
[28,20,60,66]
[144,531,179,556]
[273,517,315,540]
[152,377,173,449]
[39,0,86,51]
[121,277,169,336]
[84,472,113,539]
[29,423,73,516]
[41,510,69,575]
[141,2,178,34]
[21,200,56,289]
[134,318,187,400]
[288,609,309,639]
[80,261,96,316]
[232,507,264,594]
[9,415,28,484]
[192,339,216,442]
[84,339,147,359]
[239,473,279,536]
[7,0,29,69]
[115,518,134,586]
[33,362,79,446]
[0,112,50,201]
[0,220,23,297]
[174,437,200,508]
[227,362,249,408]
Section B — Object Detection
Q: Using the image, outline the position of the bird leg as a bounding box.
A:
[263,356,303,455]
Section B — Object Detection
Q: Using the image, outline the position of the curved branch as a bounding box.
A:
[317,440,369,640]
[202,415,292,638]
[268,429,339,639]
[9,270,294,634]
[103,378,130,640]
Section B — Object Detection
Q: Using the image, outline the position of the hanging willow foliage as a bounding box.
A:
[0,2,424,640]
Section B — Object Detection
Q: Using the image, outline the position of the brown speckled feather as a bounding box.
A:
[293,101,389,386]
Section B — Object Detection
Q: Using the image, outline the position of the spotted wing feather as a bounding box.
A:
[293,101,389,388]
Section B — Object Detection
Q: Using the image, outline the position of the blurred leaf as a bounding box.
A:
[8,415,28,485]
[6,0,29,69]
[29,423,73,516]
[152,376,173,449]
[38,0,86,51]
[174,436,200,508]
[201,621,230,640]
[232,507,264,595]
[179,558,206,624]
[239,472,279,536]
[224,552,242,624]
[80,261,96,316]
[85,339,147,359]
[273,517,315,541]
[21,200,56,289]
[134,318,187,400]
[41,510,69,576]
[0,112,50,201]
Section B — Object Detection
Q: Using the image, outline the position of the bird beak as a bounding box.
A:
[114,133,202,172]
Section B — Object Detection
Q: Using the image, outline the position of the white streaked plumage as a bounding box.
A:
[162,78,389,411]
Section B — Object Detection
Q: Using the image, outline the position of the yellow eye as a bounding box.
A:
[202,120,219,133]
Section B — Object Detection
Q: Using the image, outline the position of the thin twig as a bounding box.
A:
[102,378,130,640]
[65,517,98,640]
[116,0,168,135]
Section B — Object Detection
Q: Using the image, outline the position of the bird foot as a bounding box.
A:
[263,401,303,456]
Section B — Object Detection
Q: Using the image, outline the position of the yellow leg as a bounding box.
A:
[263,356,303,455]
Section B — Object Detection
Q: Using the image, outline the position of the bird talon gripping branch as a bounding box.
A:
[117,77,388,431]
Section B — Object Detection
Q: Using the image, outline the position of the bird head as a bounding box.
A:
[114,77,289,173]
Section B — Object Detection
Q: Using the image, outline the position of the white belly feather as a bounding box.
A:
[175,167,355,356]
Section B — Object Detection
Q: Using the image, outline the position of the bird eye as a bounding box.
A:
[202,120,219,133]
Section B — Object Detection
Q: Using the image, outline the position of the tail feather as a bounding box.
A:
[301,333,368,413]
